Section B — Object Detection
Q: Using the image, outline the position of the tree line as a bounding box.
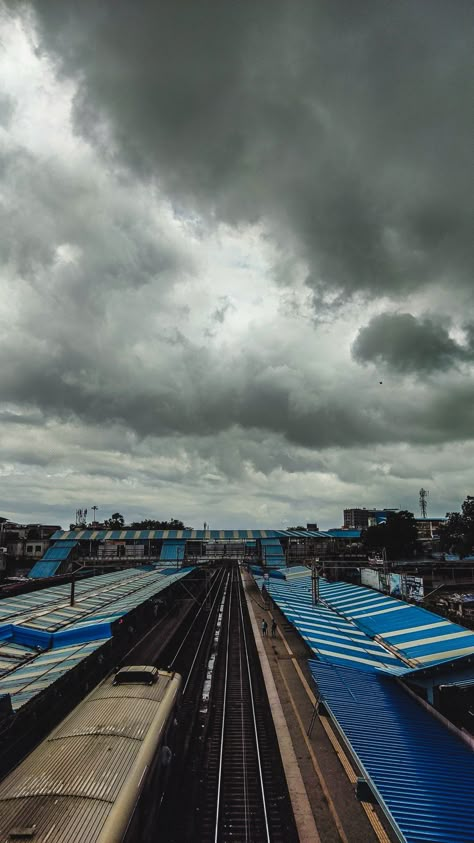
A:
[360,496,474,560]
[361,511,418,560]
[439,496,474,558]
[74,513,192,531]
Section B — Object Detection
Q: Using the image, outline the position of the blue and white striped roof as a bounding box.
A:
[259,570,474,673]
[0,567,191,710]
[318,580,474,669]
[0,639,108,711]
[260,574,404,673]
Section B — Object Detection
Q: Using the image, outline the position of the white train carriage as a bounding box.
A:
[0,665,182,843]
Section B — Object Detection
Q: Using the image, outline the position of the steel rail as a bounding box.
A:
[237,568,271,843]
[182,569,230,696]
[168,567,226,670]
[213,567,271,843]
[214,567,233,843]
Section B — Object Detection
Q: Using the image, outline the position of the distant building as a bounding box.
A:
[0,521,61,567]
[414,517,447,542]
[343,508,398,530]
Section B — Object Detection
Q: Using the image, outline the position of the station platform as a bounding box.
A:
[243,570,397,843]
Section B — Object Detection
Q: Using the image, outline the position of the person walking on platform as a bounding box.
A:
[271,618,277,638]
[261,619,268,636]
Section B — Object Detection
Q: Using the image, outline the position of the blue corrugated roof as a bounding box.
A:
[28,541,78,578]
[0,567,191,709]
[261,537,285,567]
[0,637,39,677]
[309,662,474,843]
[319,580,474,669]
[51,529,283,541]
[27,561,62,578]
[0,639,108,711]
[42,542,77,560]
[50,527,362,542]
[159,540,186,561]
[258,574,404,673]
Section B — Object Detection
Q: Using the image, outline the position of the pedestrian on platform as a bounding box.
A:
[261,619,268,636]
[271,618,277,638]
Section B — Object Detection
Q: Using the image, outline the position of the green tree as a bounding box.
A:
[362,511,418,560]
[439,497,474,557]
[104,512,126,529]
[129,518,190,530]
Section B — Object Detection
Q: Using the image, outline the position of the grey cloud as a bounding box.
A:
[352,312,474,373]
[0,92,14,127]
[21,0,474,303]
[0,145,190,295]
[2,3,474,529]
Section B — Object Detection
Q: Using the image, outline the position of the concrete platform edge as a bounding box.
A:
[243,572,321,843]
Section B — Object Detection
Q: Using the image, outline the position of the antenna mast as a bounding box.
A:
[419,488,429,519]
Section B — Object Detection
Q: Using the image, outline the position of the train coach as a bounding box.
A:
[0,665,182,843]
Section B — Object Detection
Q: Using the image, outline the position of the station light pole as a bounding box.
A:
[311,558,321,605]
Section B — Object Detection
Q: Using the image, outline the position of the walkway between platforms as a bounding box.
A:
[242,570,397,843]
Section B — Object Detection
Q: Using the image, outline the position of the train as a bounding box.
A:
[0,665,182,843]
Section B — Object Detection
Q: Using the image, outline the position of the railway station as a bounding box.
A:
[0,546,473,842]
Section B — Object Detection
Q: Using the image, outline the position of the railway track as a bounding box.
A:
[197,565,297,843]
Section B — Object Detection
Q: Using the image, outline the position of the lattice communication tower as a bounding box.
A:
[419,488,429,519]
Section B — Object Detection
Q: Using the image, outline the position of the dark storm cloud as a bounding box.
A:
[0,335,384,448]
[352,312,474,373]
[3,0,474,533]
[24,0,474,302]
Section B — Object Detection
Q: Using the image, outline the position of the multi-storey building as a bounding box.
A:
[343,508,398,530]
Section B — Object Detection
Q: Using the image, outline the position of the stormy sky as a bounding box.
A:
[0,1,473,529]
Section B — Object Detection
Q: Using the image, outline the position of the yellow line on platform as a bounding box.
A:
[243,575,321,843]
[276,619,394,843]
[277,663,350,843]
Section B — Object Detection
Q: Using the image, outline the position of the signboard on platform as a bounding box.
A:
[361,567,380,590]
[403,575,424,602]
[389,573,402,597]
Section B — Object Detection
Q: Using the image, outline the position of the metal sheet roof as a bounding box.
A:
[0,567,188,633]
[52,528,281,541]
[160,540,186,561]
[309,661,474,843]
[0,568,143,627]
[0,639,38,677]
[42,542,78,561]
[0,639,108,710]
[318,580,474,669]
[258,574,405,673]
[0,568,190,709]
[326,529,361,539]
[261,537,285,566]
[27,560,63,578]
[51,528,362,541]
[28,541,79,577]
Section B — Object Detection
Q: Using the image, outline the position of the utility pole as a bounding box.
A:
[311,560,321,605]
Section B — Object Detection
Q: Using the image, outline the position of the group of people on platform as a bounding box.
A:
[261,617,277,637]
